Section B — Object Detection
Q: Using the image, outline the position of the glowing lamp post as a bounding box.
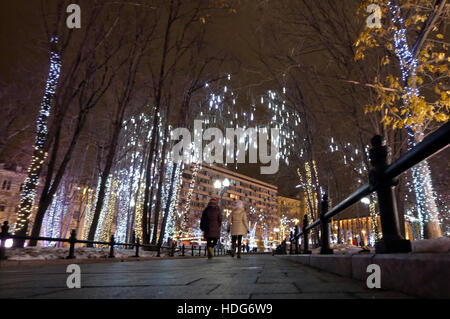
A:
[214,178,230,248]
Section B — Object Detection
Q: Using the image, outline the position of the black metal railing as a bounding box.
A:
[279,122,449,255]
[0,224,227,260]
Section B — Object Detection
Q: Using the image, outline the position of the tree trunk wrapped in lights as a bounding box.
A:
[14,38,61,245]
[355,0,448,238]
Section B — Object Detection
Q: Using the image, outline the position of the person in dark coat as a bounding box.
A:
[200,198,223,259]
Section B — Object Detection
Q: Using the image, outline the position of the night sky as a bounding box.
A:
[0,0,448,207]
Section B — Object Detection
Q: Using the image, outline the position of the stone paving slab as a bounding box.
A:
[0,255,414,299]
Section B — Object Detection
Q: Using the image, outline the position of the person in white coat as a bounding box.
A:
[227,200,249,258]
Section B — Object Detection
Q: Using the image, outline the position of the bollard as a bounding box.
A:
[171,243,175,257]
[198,246,201,256]
[204,246,207,256]
[320,194,333,254]
[182,244,185,257]
[302,215,312,254]
[369,135,411,253]
[67,229,77,259]
[192,245,195,256]
[109,234,115,258]
[134,238,140,257]
[289,231,293,254]
[294,225,299,254]
[0,221,10,260]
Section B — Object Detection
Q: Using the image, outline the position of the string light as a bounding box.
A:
[14,38,61,236]
[387,0,441,237]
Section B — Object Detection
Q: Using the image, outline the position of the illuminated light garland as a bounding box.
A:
[14,38,61,236]
[180,162,201,237]
[42,184,65,245]
[94,176,112,241]
[99,179,118,242]
[297,162,319,222]
[116,168,132,243]
[248,221,257,248]
[133,182,146,241]
[83,177,101,240]
[165,163,183,243]
[387,0,441,237]
[369,193,380,241]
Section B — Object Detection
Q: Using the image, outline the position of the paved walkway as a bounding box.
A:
[0,255,413,299]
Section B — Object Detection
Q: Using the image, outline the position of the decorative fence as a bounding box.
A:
[0,224,227,260]
[278,122,449,255]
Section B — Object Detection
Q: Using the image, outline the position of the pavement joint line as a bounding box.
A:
[206,284,221,295]
[292,282,303,293]
[186,278,203,285]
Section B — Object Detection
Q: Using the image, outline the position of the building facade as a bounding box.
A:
[177,163,278,248]
[0,163,27,225]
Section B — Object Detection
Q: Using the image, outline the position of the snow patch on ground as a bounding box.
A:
[309,244,373,255]
[310,238,450,254]
[3,247,167,261]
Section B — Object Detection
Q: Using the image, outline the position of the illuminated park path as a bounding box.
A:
[0,255,412,299]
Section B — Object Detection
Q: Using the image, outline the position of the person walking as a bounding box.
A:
[227,200,249,259]
[200,198,222,259]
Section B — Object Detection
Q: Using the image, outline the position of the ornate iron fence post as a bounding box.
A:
[134,238,140,257]
[0,221,10,260]
[66,229,77,259]
[157,244,161,257]
[302,215,311,254]
[108,235,115,258]
[320,194,333,254]
[369,135,411,253]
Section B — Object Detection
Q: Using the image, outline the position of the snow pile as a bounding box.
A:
[411,237,450,253]
[3,246,167,261]
[309,243,373,255]
[306,238,450,255]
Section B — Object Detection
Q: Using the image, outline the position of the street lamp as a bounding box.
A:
[214,178,230,208]
[214,178,230,248]
[214,180,222,190]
